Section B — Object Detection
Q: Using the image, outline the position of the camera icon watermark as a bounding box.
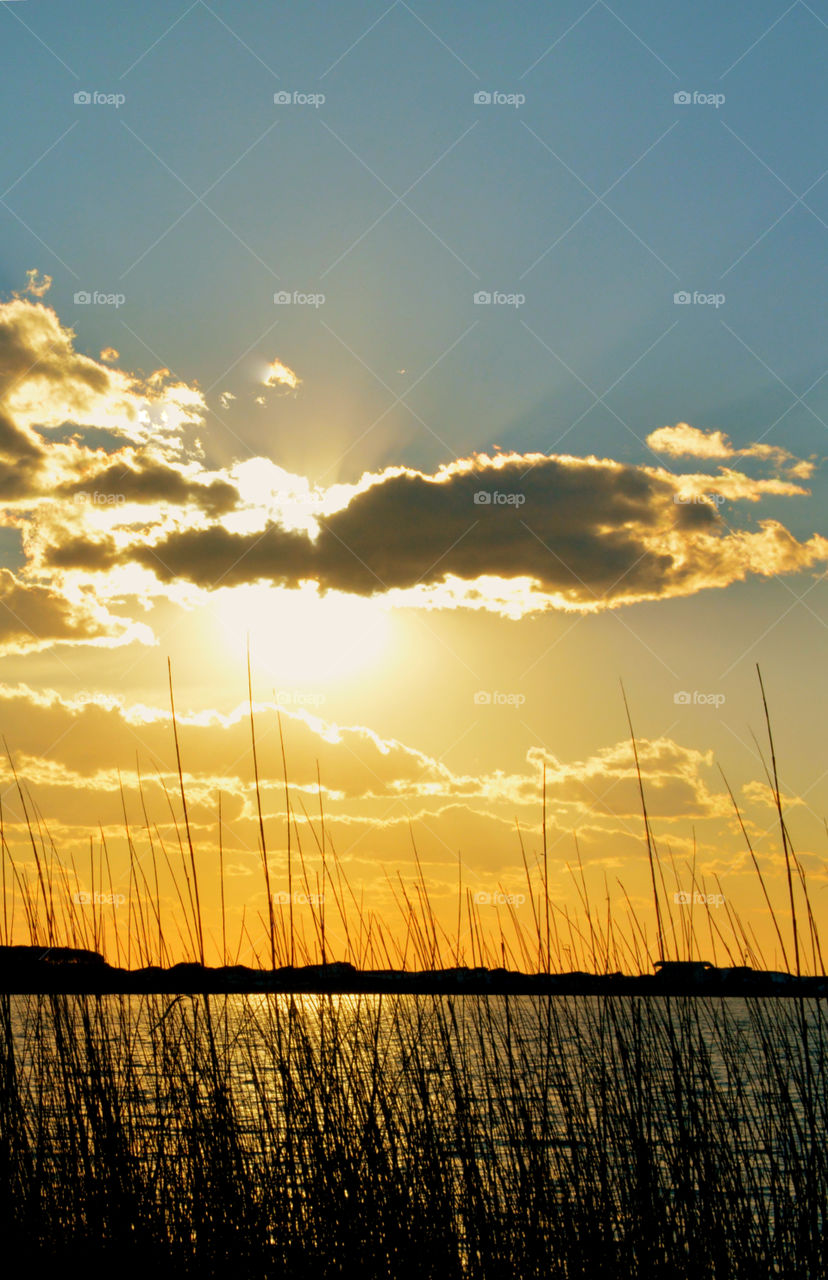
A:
[73,491,127,506]
[473,290,525,308]
[674,690,726,708]
[674,891,725,907]
[275,689,327,708]
[273,91,326,108]
[272,490,326,508]
[273,290,326,307]
[74,90,126,108]
[674,90,725,108]
[473,90,526,108]
[74,290,126,308]
[674,291,726,307]
[73,891,126,905]
[474,690,526,707]
[473,490,525,506]
[673,492,725,507]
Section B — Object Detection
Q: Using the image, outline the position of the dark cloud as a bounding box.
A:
[0,567,108,648]
[58,461,239,515]
[105,455,737,608]
[0,299,113,425]
[0,300,213,517]
[130,521,314,588]
[1,295,821,616]
[45,536,119,571]
[40,449,828,612]
[0,408,43,498]
[311,459,692,597]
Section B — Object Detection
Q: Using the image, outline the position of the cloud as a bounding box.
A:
[43,534,119,571]
[126,520,313,587]
[647,422,814,478]
[263,358,301,391]
[106,451,828,615]
[2,298,824,625]
[21,269,52,298]
[528,737,728,821]
[0,685,462,839]
[0,294,240,584]
[56,460,239,516]
[0,568,149,653]
[741,778,804,811]
[0,684,792,917]
[648,424,736,459]
[1,298,129,442]
[0,297,207,502]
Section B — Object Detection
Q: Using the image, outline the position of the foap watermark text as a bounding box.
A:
[674,290,725,308]
[274,91,325,107]
[74,90,125,108]
[674,90,725,108]
[674,891,725,907]
[74,290,126,307]
[474,291,525,308]
[474,691,526,707]
[474,490,525,506]
[674,691,725,708]
[274,290,325,307]
[275,690,326,708]
[474,91,525,108]
[674,492,725,507]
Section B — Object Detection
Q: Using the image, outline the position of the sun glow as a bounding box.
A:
[214,583,391,685]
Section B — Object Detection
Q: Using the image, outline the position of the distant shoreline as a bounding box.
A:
[1,947,825,997]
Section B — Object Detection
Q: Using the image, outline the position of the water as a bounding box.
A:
[7,992,824,1162]
[3,993,825,1274]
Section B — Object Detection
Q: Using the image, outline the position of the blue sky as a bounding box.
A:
[3,0,828,484]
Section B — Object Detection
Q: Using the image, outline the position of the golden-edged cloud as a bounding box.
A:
[97,451,827,615]
[21,269,52,298]
[0,568,151,654]
[263,357,301,392]
[528,738,729,821]
[0,682,752,867]
[2,294,825,629]
[648,422,814,478]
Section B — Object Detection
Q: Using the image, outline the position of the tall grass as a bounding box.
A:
[1,664,823,978]
[0,668,825,1276]
[0,988,824,1276]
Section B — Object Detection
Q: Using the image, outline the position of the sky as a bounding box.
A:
[1,0,827,971]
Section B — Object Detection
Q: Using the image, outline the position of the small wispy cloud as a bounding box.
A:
[263,357,301,392]
[21,268,52,298]
[647,422,814,477]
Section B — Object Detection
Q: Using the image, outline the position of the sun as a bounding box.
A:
[213,583,391,686]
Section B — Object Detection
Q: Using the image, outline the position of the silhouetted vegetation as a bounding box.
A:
[0,669,824,1276]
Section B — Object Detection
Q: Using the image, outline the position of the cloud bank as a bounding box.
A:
[1,295,825,642]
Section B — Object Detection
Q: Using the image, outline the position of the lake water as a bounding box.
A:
[4,990,825,1274]
[7,992,824,1188]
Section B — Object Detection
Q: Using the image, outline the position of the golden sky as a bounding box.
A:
[0,289,825,973]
